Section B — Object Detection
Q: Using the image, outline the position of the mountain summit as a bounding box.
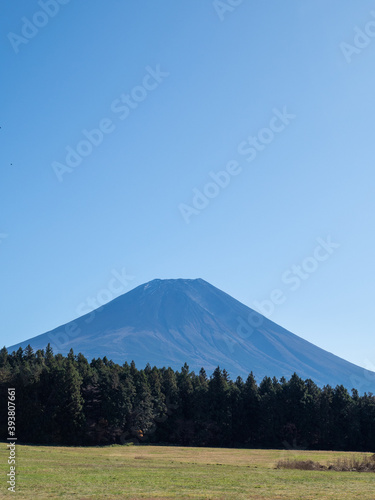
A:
[7,278,375,392]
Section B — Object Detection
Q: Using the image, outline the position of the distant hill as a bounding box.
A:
[7,278,375,393]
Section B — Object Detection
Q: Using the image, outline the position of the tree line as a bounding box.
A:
[1,344,374,451]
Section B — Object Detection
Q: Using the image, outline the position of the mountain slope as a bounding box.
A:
[7,278,375,393]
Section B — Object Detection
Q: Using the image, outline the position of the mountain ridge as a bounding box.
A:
[7,278,375,393]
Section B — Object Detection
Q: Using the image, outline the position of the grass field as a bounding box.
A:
[1,444,375,499]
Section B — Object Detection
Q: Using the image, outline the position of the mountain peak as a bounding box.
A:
[138,278,210,297]
[145,278,206,286]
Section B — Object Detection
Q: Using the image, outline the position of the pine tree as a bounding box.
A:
[0,346,8,367]
[207,367,232,446]
[242,372,260,445]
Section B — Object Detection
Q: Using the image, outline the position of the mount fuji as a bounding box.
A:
[7,278,375,393]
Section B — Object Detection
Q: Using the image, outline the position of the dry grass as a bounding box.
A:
[277,454,375,472]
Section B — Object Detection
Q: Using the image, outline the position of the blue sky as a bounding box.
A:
[1,0,375,372]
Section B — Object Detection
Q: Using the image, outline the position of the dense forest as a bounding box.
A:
[1,344,375,451]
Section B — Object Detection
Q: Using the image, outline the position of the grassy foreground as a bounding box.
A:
[1,444,375,499]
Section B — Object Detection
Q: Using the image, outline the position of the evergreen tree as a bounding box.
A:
[258,376,278,446]
[207,367,232,445]
[0,344,374,450]
[242,372,260,445]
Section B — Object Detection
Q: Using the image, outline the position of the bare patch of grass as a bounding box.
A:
[277,454,375,472]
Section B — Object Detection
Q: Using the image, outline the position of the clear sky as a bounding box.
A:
[1,1,375,372]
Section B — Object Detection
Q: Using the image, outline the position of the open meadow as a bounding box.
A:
[1,444,375,499]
